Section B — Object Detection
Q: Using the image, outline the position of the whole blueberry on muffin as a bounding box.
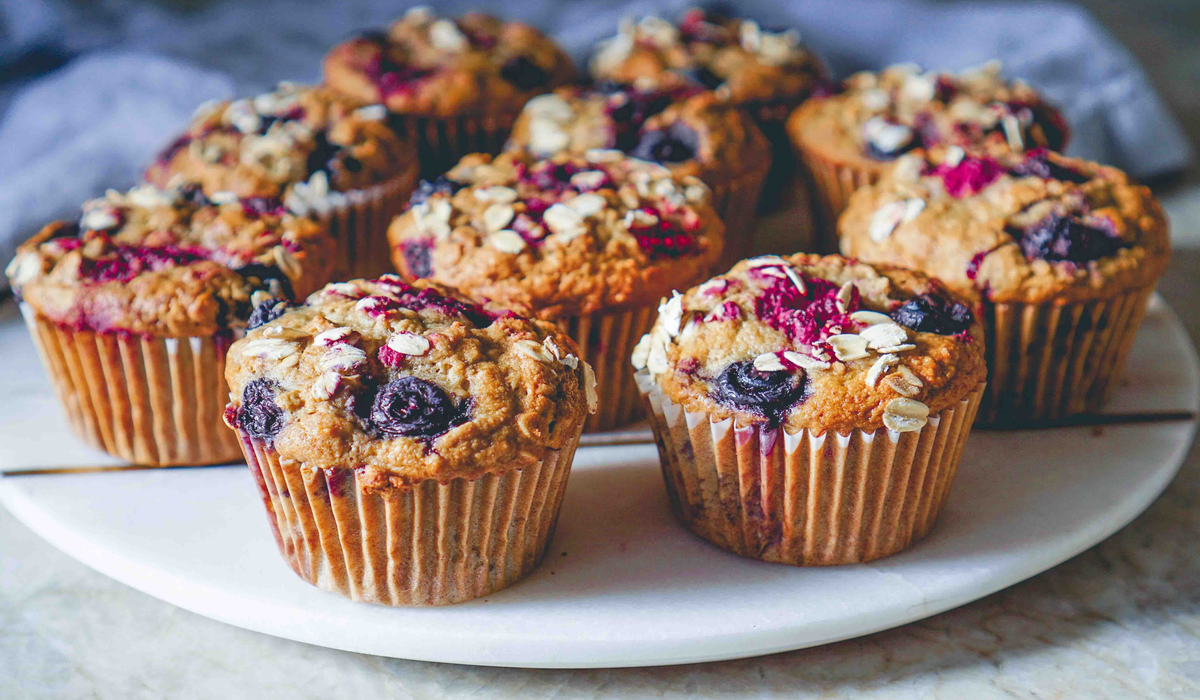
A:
[388,150,725,431]
[145,82,419,278]
[838,148,1169,421]
[323,8,576,172]
[788,61,1068,223]
[223,276,595,605]
[5,182,335,466]
[506,86,770,268]
[633,253,986,565]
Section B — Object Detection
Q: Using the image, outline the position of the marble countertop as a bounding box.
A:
[0,191,1196,699]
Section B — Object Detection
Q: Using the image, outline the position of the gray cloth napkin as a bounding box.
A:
[0,0,1191,282]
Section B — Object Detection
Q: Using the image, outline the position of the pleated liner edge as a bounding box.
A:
[639,372,986,566]
[239,431,581,606]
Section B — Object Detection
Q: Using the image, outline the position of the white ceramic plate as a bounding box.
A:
[0,296,1195,668]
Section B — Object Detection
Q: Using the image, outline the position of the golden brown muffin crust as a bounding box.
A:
[838,149,1170,305]
[505,87,770,185]
[787,62,1067,175]
[634,253,986,435]
[7,184,334,336]
[388,150,724,318]
[323,9,576,118]
[224,277,593,488]
[144,83,415,203]
[589,10,824,107]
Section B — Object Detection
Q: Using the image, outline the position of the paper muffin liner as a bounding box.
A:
[19,304,242,466]
[389,112,518,179]
[558,304,660,433]
[638,372,986,565]
[980,285,1156,423]
[306,169,419,281]
[707,159,772,274]
[237,431,580,606]
[794,148,882,254]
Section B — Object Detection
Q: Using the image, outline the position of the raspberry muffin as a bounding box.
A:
[506,86,770,269]
[145,82,419,279]
[788,61,1068,236]
[839,148,1168,422]
[387,150,725,431]
[5,183,335,465]
[588,8,825,202]
[223,276,594,606]
[323,8,576,175]
[633,253,986,565]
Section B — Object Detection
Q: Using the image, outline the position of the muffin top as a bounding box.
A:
[788,62,1067,170]
[505,86,770,184]
[387,150,725,318]
[838,148,1170,305]
[144,83,414,208]
[223,276,595,487]
[588,9,824,107]
[323,8,576,117]
[633,253,986,435]
[6,183,334,337]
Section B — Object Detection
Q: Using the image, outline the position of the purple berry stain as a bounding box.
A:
[369,376,470,439]
[401,237,434,278]
[239,379,284,441]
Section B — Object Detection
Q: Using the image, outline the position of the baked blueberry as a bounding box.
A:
[369,376,470,439]
[400,238,434,278]
[1011,214,1123,263]
[500,56,551,90]
[247,298,291,330]
[1009,149,1089,184]
[630,122,700,163]
[890,294,973,335]
[408,176,465,207]
[240,379,284,441]
[710,360,807,425]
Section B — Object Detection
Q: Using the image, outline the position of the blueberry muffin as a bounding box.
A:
[588,8,825,202]
[633,253,986,565]
[5,183,335,465]
[388,150,725,431]
[839,148,1168,421]
[506,86,770,269]
[145,82,419,279]
[223,276,595,605]
[323,7,576,174]
[788,61,1068,234]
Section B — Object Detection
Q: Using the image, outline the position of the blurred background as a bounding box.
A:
[0,0,1196,265]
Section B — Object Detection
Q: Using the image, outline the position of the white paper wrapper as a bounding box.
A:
[304,170,418,280]
[639,371,986,565]
[981,286,1155,423]
[20,303,242,466]
[239,431,581,606]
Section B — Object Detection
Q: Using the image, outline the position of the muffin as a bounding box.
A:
[5,183,335,465]
[387,150,724,432]
[506,86,770,270]
[839,148,1168,422]
[788,61,1068,245]
[145,82,419,279]
[223,276,594,605]
[588,8,825,203]
[323,8,576,175]
[633,253,986,565]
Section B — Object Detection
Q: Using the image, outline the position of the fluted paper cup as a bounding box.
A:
[558,305,661,433]
[238,431,580,606]
[639,371,985,565]
[707,160,771,273]
[390,112,519,179]
[981,286,1155,423]
[19,304,242,466]
[306,170,418,281]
